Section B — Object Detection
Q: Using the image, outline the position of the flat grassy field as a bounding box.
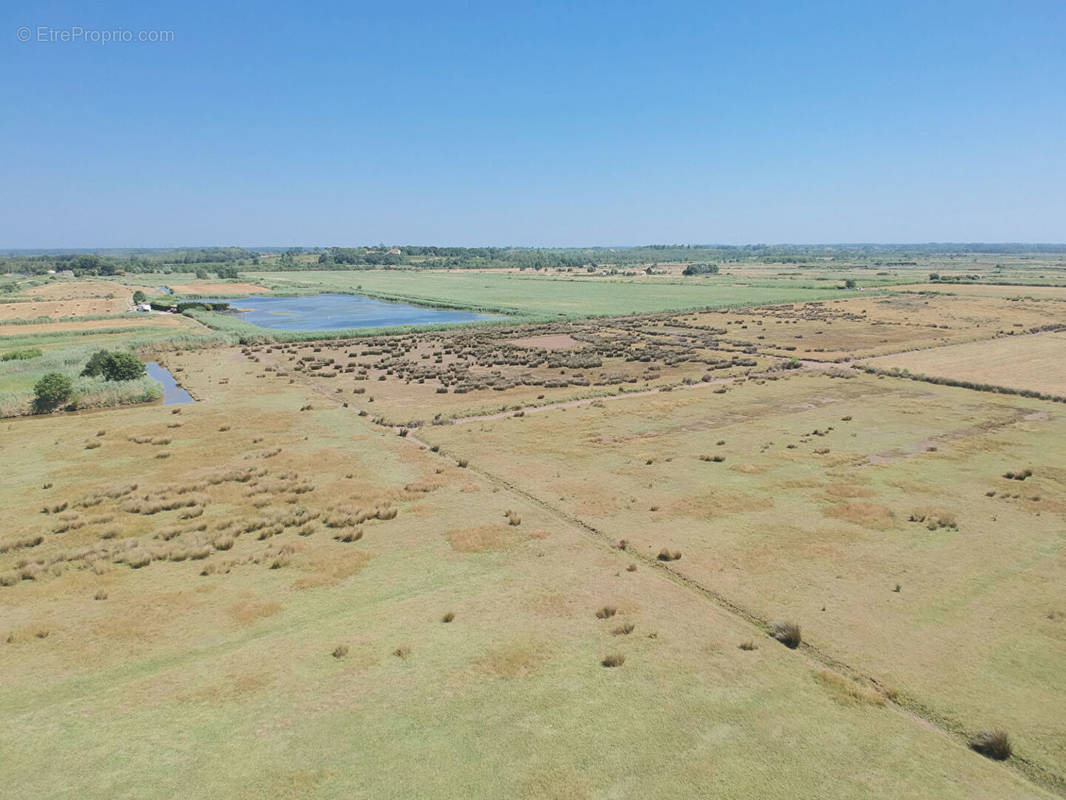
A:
[864,332,1066,396]
[252,269,855,319]
[4,272,1066,798]
[421,370,1066,780]
[0,350,1053,800]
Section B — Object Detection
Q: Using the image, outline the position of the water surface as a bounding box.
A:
[201,293,494,331]
[146,362,194,405]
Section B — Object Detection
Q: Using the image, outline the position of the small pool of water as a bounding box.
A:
[199,293,496,331]
[146,362,194,405]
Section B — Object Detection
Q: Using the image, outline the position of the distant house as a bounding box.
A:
[58,270,75,277]
[386,248,401,255]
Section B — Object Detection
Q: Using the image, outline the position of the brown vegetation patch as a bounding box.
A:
[813,669,886,706]
[166,281,270,295]
[729,462,769,474]
[508,333,582,350]
[447,525,521,553]
[293,550,372,589]
[823,483,876,500]
[475,640,546,679]
[670,491,767,518]
[229,599,282,626]
[824,502,896,530]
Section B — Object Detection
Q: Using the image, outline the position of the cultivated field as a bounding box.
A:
[2,267,1066,798]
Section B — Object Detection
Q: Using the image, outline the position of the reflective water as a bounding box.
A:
[200,293,495,331]
[146,362,194,405]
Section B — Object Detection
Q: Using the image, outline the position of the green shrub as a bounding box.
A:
[33,372,73,413]
[81,350,145,381]
[1,348,42,361]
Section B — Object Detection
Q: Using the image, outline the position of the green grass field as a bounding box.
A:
[252,270,859,320]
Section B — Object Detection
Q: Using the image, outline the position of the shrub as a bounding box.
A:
[596,605,617,619]
[738,640,757,650]
[102,352,145,381]
[441,611,455,623]
[626,563,637,572]
[971,730,1011,760]
[81,350,146,381]
[612,622,635,635]
[393,646,411,659]
[657,549,682,562]
[601,653,626,667]
[1,348,42,361]
[332,645,349,658]
[125,549,151,569]
[772,621,801,649]
[33,372,74,413]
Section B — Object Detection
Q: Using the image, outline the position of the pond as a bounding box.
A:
[198,293,496,331]
[146,362,195,405]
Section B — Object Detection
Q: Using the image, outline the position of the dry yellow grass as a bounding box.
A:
[864,331,1066,396]
[2,287,1064,798]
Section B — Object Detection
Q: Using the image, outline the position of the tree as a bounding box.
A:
[81,350,112,377]
[194,268,209,280]
[682,263,719,276]
[33,372,73,413]
[102,352,145,381]
[132,290,147,304]
[81,350,145,381]
[843,279,856,289]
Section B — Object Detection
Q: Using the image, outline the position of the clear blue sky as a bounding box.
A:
[2,0,1064,248]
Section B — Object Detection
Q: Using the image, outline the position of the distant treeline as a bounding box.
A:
[2,243,1065,277]
[0,248,259,276]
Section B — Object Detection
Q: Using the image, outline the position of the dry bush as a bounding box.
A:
[626,563,637,572]
[124,549,151,569]
[738,640,757,651]
[601,653,626,668]
[393,646,411,659]
[612,622,635,635]
[505,510,521,526]
[333,528,363,543]
[595,605,617,619]
[971,730,1011,760]
[332,645,349,659]
[94,590,108,600]
[772,620,802,649]
[657,549,682,562]
[213,536,234,551]
[813,669,885,706]
[441,611,455,623]
[375,506,398,521]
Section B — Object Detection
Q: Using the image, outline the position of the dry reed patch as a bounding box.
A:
[508,333,583,350]
[823,483,876,500]
[293,550,371,589]
[813,669,886,707]
[475,640,547,679]
[669,491,767,518]
[824,502,896,530]
[729,462,770,475]
[447,525,521,553]
[229,599,282,626]
[164,281,270,295]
